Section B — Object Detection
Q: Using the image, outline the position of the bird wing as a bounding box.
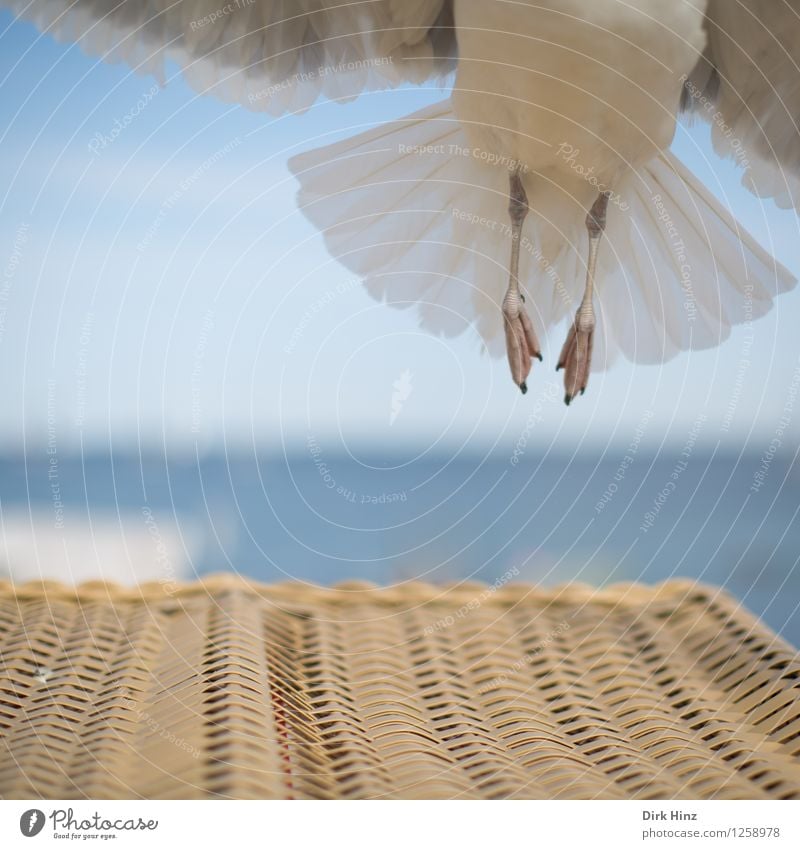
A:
[4,0,456,113]
[682,0,800,208]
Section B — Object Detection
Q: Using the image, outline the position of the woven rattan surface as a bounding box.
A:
[0,577,798,800]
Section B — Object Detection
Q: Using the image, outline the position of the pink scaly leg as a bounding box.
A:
[557,191,609,405]
[503,168,542,394]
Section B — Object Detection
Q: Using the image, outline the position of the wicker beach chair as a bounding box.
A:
[1,578,798,799]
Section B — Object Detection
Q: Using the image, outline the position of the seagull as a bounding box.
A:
[6,0,799,404]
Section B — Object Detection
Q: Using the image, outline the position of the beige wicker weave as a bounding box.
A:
[0,577,798,799]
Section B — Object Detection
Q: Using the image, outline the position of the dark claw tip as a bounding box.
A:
[580,388,585,395]
[520,381,528,395]
[536,353,543,362]
[564,394,572,406]
[555,364,562,372]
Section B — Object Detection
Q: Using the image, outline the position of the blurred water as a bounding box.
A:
[1,448,798,647]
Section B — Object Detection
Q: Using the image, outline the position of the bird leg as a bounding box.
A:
[557,191,609,405]
[503,168,541,394]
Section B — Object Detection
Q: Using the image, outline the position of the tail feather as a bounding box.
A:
[289,100,506,346]
[289,100,796,367]
[596,151,796,364]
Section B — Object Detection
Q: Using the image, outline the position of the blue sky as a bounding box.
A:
[1,9,799,458]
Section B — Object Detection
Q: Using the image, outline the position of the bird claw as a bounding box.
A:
[503,297,542,393]
[557,316,593,405]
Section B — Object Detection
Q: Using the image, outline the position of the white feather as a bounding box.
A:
[4,0,456,113]
[683,0,800,208]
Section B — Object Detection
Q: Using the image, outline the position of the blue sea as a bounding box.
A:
[1,447,798,647]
